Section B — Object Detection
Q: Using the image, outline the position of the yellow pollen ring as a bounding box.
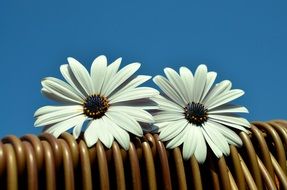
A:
[83,94,109,119]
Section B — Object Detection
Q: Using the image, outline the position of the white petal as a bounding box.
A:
[200,127,223,158]
[41,87,81,105]
[164,68,188,104]
[44,77,85,101]
[101,57,122,95]
[60,64,86,99]
[95,118,114,148]
[45,115,85,138]
[155,122,171,131]
[208,118,249,132]
[151,95,183,113]
[109,75,151,100]
[109,87,159,104]
[193,64,207,103]
[52,115,86,138]
[34,105,74,117]
[35,105,83,127]
[207,121,242,146]
[208,114,250,128]
[159,119,188,141]
[194,127,207,163]
[67,57,93,95]
[153,112,185,123]
[179,67,194,103]
[203,123,229,155]
[111,98,158,110]
[90,55,107,94]
[84,120,99,147]
[209,104,249,114]
[109,106,154,123]
[105,111,143,136]
[37,113,82,128]
[43,115,86,134]
[123,75,151,89]
[200,72,217,102]
[207,89,244,110]
[166,127,186,149]
[41,88,71,104]
[104,62,141,96]
[42,78,83,103]
[202,80,232,105]
[182,125,197,160]
[102,116,130,150]
[73,118,86,139]
[153,75,185,106]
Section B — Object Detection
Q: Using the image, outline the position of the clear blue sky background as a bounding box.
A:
[0,1,286,138]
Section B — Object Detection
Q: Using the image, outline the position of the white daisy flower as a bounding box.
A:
[152,64,250,163]
[34,55,159,150]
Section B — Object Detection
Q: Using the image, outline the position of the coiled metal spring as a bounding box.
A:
[0,120,287,190]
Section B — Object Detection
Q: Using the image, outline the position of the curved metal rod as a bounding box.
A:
[154,134,172,190]
[217,156,231,190]
[229,145,246,190]
[207,153,220,190]
[2,135,26,175]
[23,141,38,190]
[0,142,5,177]
[41,140,56,190]
[189,155,203,190]
[145,133,157,158]
[40,133,62,169]
[238,154,258,190]
[142,140,157,190]
[256,155,277,189]
[228,169,239,190]
[96,141,110,190]
[112,141,126,190]
[250,124,275,180]
[4,144,18,190]
[274,120,287,130]
[270,153,287,189]
[239,132,263,189]
[172,147,187,190]
[253,122,287,174]
[60,133,80,169]
[59,139,75,190]
[128,142,142,190]
[268,121,287,153]
[21,134,44,171]
[78,140,92,190]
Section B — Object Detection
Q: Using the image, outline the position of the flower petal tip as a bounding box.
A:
[93,55,107,64]
[152,75,161,83]
[67,57,76,63]
[197,64,208,70]
[132,62,141,69]
[34,121,41,128]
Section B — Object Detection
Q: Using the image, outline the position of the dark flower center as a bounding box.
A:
[184,102,208,126]
[83,95,109,119]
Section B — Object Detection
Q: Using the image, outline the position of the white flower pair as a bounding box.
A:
[34,55,250,163]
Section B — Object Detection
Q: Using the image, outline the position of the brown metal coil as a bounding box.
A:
[0,120,287,190]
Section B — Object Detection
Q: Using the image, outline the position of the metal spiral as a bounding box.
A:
[0,120,287,190]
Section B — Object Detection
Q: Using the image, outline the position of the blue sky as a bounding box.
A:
[0,1,286,137]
